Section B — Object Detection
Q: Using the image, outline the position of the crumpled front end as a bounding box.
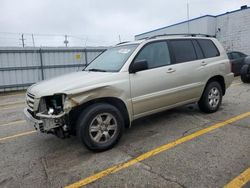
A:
[23,71,132,138]
[24,91,71,138]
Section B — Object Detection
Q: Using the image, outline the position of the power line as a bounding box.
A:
[0,32,110,42]
[0,31,119,47]
[0,31,63,37]
[0,31,87,38]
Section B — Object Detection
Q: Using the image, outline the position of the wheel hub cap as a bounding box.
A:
[208,87,220,108]
[89,113,117,144]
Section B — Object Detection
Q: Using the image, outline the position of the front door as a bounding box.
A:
[129,41,178,118]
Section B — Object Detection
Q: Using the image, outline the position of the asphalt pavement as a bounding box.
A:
[0,77,249,188]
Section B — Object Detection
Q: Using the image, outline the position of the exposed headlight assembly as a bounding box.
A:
[38,94,66,117]
[45,95,65,115]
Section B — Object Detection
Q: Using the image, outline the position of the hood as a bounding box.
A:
[28,71,118,98]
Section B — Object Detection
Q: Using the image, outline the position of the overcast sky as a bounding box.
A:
[0,0,249,47]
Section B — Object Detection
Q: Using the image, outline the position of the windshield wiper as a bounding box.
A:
[87,68,107,72]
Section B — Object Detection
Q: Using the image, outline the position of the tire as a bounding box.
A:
[198,82,223,113]
[76,103,124,152]
[240,65,250,83]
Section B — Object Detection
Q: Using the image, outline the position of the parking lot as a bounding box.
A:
[0,77,249,188]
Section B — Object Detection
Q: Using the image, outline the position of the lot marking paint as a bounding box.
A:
[65,111,250,188]
[0,101,24,108]
[0,120,26,127]
[0,94,25,99]
[0,104,25,111]
[0,130,36,142]
[224,168,250,188]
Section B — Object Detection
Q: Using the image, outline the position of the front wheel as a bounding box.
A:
[198,82,222,113]
[76,103,124,152]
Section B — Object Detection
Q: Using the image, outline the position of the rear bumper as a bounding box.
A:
[225,73,234,89]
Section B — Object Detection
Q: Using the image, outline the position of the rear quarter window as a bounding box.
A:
[197,39,220,58]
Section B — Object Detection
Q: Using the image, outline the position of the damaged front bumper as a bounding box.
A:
[23,108,69,137]
[24,107,43,131]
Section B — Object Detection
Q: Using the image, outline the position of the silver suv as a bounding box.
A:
[24,35,234,151]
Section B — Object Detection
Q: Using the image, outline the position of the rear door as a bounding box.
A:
[167,39,207,101]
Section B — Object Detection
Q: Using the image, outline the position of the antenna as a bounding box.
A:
[187,0,190,34]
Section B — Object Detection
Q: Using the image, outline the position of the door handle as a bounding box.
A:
[201,61,207,66]
[166,68,176,73]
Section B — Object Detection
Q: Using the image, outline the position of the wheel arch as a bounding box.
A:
[69,97,131,133]
[203,75,226,96]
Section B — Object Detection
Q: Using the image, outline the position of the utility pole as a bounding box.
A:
[32,34,35,47]
[64,35,69,47]
[20,34,25,47]
[187,0,190,34]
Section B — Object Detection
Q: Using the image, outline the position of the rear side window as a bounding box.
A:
[169,40,197,63]
[197,39,220,58]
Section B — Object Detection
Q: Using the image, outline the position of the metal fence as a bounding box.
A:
[0,47,106,92]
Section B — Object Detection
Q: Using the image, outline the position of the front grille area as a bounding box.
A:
[26,92,35,111]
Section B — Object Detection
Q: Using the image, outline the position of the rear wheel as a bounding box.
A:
[240,64,250,83]
[198,82,222,113]
[76,103,124,152]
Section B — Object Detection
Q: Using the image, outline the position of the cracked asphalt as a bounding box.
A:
[0,77,250,188]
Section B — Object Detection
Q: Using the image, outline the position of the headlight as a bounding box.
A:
[40,94,66,115]
[48,108,55,115]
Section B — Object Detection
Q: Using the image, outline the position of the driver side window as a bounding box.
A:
[134,41,171,69]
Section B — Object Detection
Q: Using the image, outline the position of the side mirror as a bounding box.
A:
[129,60,148,73]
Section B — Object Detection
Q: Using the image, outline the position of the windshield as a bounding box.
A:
[85,44,138,72]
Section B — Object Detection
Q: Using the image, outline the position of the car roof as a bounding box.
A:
[117,36,216,47]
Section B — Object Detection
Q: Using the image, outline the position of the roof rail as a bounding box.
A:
[143,33,216,40]
[116,41,130,46]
